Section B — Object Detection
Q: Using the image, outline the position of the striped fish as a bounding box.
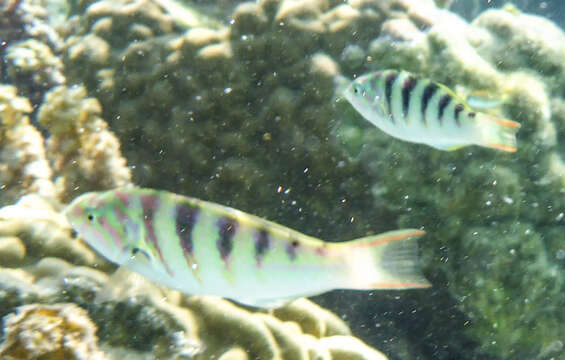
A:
[65,187,430,308]
[343,70,520,152]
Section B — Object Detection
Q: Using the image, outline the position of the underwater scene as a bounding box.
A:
[1,0,565,359]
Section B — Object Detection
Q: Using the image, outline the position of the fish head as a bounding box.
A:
[343,73,387,118]
[64,190,151,266]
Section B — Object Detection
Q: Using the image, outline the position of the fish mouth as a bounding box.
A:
[342,84,355,101]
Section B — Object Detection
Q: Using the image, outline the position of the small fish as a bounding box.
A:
[343,70,521,152]
[65,187,430,308]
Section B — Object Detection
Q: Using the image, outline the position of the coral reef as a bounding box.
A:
[1,0,28,71]
[450,0,565,26]
[0,84,55,205]
[185,295,373,360]
[0,81,131,204]
[38,85,132,202]
[2,0,565,359]
[0,303,106,360]
[1,0,64,90]
[4,39,65,106]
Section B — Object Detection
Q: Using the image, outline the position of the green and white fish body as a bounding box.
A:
[65,187,429,308]
[343,70,520,152]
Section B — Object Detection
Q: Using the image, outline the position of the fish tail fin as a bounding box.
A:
[476,113,520,153]
[339,229,430,290]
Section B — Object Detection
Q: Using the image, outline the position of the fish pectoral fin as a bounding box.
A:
[234,296,301,309]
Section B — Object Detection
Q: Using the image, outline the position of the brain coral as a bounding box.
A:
[0,84,55,206]
[0,303,106,360]
[38,85,132,202]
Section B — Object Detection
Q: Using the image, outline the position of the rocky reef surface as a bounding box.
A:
[449,0,565,26]
[1,0,565,359]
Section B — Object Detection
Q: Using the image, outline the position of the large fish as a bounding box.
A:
[343,70,520,152]
[65,187,430,308]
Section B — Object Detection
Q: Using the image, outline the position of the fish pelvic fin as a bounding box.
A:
[338,229,430,290]
[476,113,520,153]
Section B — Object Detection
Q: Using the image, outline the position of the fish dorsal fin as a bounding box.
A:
[429,143,465,151]
[434,81,475,112]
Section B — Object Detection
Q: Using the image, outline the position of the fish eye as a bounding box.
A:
[130,247,151,260]
[87,214,95,222]
[353,85,360,94]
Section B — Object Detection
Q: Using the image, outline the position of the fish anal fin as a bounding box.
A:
[485,142,517,153]
[428,143,465,152]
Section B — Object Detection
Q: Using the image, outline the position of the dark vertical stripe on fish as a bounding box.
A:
[99,215,122,249]
[140,194,174,275]
[437,95,451,124]
[454,104,464,126]
[115,191,131,207]
[420,83,438,126]
[370,73,380,92]
[401,76,417,119]
[286,239,300,261]
[385,72,398,123]
[254,229,271,266]
[175,203,199,260]
[217,217,238,265]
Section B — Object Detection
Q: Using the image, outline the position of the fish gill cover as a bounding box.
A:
[1,0,565,359]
